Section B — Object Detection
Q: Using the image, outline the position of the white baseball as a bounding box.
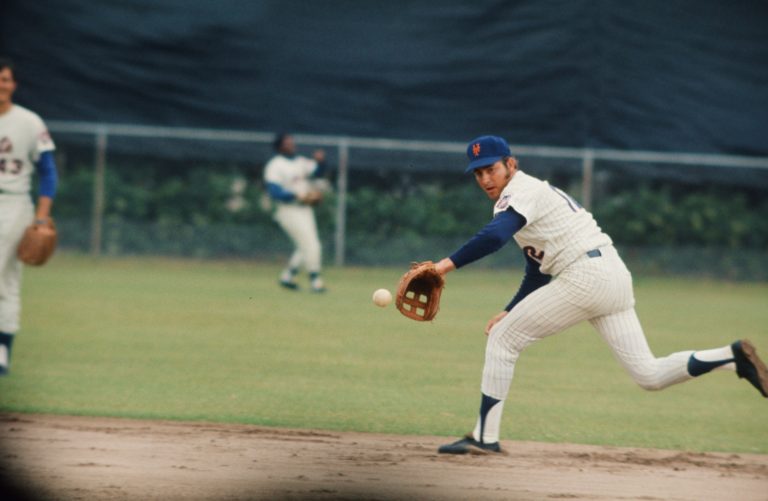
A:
[372,288,392,307]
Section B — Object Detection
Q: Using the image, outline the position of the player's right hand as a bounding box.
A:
[485,311,508,336]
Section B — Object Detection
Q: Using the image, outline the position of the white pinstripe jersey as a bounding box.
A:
[492,170,612,276]
[0,104,55,194]
[264,154,318,202]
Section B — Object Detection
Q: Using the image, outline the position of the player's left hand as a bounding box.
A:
[485,311,508,336]
[434,257,456,276]
[395,261,445,321]
[17,218,57,266]
[313,149,326,163]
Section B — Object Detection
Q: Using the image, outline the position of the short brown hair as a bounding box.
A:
[0,57,16,81]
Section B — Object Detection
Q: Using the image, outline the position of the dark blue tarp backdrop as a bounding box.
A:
[2,0,767,154]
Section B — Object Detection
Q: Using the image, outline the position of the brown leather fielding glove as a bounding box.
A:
[17,218,57,266]
[396,261,445,321]
[300,190,323,206]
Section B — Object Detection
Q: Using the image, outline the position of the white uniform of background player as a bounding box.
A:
[0,58,58,375]
[432,135,768,454]
[264,134,328,292]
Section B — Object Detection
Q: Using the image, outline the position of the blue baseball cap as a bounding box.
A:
[465,135,511,173]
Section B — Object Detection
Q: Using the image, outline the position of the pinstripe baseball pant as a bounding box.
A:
[482,245,694,401]
[0,195,34,334]
[273,203,322,273]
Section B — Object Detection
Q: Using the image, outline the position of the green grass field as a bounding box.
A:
[1,254,766,454]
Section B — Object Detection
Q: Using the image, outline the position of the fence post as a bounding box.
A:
[581,148,594,211]
[90,127,108,257]
[334,138,349,266]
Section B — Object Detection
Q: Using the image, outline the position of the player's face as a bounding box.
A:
[473,160,514,200]
[0,67,17,109]
[280,136,297,156]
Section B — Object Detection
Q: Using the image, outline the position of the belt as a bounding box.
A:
[586,249,602,258]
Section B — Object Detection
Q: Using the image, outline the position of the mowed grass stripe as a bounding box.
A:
[1,254,765,453]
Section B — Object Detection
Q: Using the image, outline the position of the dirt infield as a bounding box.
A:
[1,413,767,501]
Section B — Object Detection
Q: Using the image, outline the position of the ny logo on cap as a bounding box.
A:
[472,143,481,157]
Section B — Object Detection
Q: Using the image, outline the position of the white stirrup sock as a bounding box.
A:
[471,394,505,443]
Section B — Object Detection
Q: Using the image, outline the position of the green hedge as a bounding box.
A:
[52,164,767,277]
[592,185,768,249]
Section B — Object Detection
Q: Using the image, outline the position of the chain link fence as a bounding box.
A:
[47,122,768,279]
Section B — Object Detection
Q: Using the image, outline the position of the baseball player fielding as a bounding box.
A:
[372,288,392,307]
[0,57,59,376]
[263,133,328,293]
[404,134,768,456]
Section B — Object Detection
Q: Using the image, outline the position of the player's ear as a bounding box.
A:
[507,157,518,171]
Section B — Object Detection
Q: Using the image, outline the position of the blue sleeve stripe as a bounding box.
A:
[266,182,295,202]
[449,208,526,269]
[36,151,58,198]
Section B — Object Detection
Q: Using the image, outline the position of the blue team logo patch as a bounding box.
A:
[495,194,511,211]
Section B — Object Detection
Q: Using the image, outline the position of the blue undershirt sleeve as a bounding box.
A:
[36,151,58,198]
[504,254,552,311]
[311,161,327,178]
[266,182,296,202]
[449,208,526,269]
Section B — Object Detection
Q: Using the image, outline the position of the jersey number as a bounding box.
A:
[523,245,544,262]
[550,185,582,212]
[0,158,23,175]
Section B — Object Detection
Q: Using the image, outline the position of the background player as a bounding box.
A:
[424,135,767,454]
[263,133,328,292]
[0,57,59,375]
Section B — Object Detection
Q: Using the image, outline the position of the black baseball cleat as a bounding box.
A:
[310,277,326,293]
[732,339,768,398]
[438,434,501,454]
[279,279,299,290]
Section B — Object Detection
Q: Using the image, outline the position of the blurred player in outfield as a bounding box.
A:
[0,58,58,375]
[263,133,328,292]
[428,135,767,454]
